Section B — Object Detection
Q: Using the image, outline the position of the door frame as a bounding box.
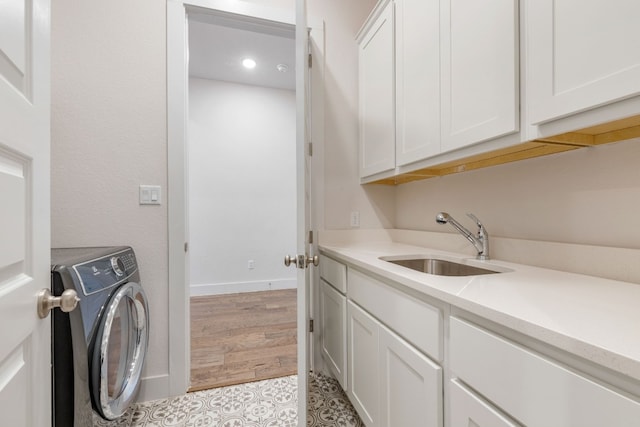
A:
[166,0,324,398]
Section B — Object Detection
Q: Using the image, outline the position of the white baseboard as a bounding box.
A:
[136,374,170,403]
[190,278,297,296]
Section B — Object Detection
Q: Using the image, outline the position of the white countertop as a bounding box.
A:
[319,239,640,383]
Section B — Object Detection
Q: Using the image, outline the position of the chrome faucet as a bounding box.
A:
[436,212,490,260]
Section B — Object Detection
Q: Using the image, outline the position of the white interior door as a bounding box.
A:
[295,0,311,421]
[0,0,52,424]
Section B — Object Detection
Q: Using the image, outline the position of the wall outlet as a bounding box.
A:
[350,211,360,228]
[248,260,255,270]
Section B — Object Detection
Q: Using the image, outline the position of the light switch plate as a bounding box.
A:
[140,185,162,205]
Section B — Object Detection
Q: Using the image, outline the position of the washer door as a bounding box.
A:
[91,282,149,420]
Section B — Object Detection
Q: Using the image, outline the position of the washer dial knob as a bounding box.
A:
[111,256,126,277]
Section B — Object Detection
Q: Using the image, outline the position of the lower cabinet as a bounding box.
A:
[449,379,521,427]
[320,255,640,427]
[319,279,347,389]
[347,300,443,427]
[449,317,640,427]
[379,324,442,427]
[347,301,379,426]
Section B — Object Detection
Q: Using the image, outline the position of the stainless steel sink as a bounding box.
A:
[381,257,502,276]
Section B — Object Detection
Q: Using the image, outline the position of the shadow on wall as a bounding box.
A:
[322,63,396,230]
[363,184,396,228]
[395,137,640,249]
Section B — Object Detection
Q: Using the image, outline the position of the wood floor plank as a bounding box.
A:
[190,334,296,367]
[225,343,298,364]
[189,289,297,391]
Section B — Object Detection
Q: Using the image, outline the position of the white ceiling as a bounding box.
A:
[188,12,296,91]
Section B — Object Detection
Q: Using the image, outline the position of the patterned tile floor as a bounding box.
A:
[94,372,363,427]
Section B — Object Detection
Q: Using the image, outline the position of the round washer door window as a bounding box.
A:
[91,281,149,420]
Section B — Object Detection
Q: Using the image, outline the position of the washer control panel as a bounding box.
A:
[73,249,138,295]
[120,252,137,272]
[110,257,125,276]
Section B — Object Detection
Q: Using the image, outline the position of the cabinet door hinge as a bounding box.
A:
[309,319,314,333]
[308,142,313,156]
[308,53,312,68]
[184,242,188,252]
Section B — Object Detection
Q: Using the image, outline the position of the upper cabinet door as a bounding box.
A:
[359,0,395,178]
[440,0,519,152]
[528,0,640,124]
[395,0,440,167]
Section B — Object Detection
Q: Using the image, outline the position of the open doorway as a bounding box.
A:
[186,11,298,391]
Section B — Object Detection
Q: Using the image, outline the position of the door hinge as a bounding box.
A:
[308,142,313,156]
[309,319,314,333]
[184,242,188,252]
[308,230,314,244]
[308,53,312,68]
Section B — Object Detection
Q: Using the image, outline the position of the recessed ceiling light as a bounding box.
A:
[276,63,289,73]
[242,58,257,69]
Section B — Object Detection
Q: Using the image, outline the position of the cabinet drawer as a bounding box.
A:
[319,255,347,294]
[450,317,640,427]
[348,268,442,361]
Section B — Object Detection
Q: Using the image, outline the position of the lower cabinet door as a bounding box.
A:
[320,280,347,389]
[449,379,521,427]
[379,325,443,427]
[347,301,379,426]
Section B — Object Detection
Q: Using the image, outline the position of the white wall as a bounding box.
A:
[49,0,394,402]
[49,0,640,403]
[244,0,392,230]
[307,0,395,230]
[51,0,169,398]
[241,0,295,10]
[188,78,297,295]
[396,137,640,249]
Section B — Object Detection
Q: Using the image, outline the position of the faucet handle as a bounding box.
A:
[467,213,489,240]
[466,213,483,228]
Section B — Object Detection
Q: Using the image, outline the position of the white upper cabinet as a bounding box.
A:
[358,0,396,178]
[528,0,640,124]
[395,0,440,166]
[358,0,640,184]
[359,0,521,181]
[440,0,519,152]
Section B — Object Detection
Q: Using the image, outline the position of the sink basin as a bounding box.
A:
[381,257,501,276]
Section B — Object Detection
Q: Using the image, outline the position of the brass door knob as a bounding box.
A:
[284,255,298,267]
[285,254,319,268]
[37,288,80,319]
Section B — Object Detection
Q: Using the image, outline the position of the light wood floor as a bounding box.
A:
[189,289,297,391]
